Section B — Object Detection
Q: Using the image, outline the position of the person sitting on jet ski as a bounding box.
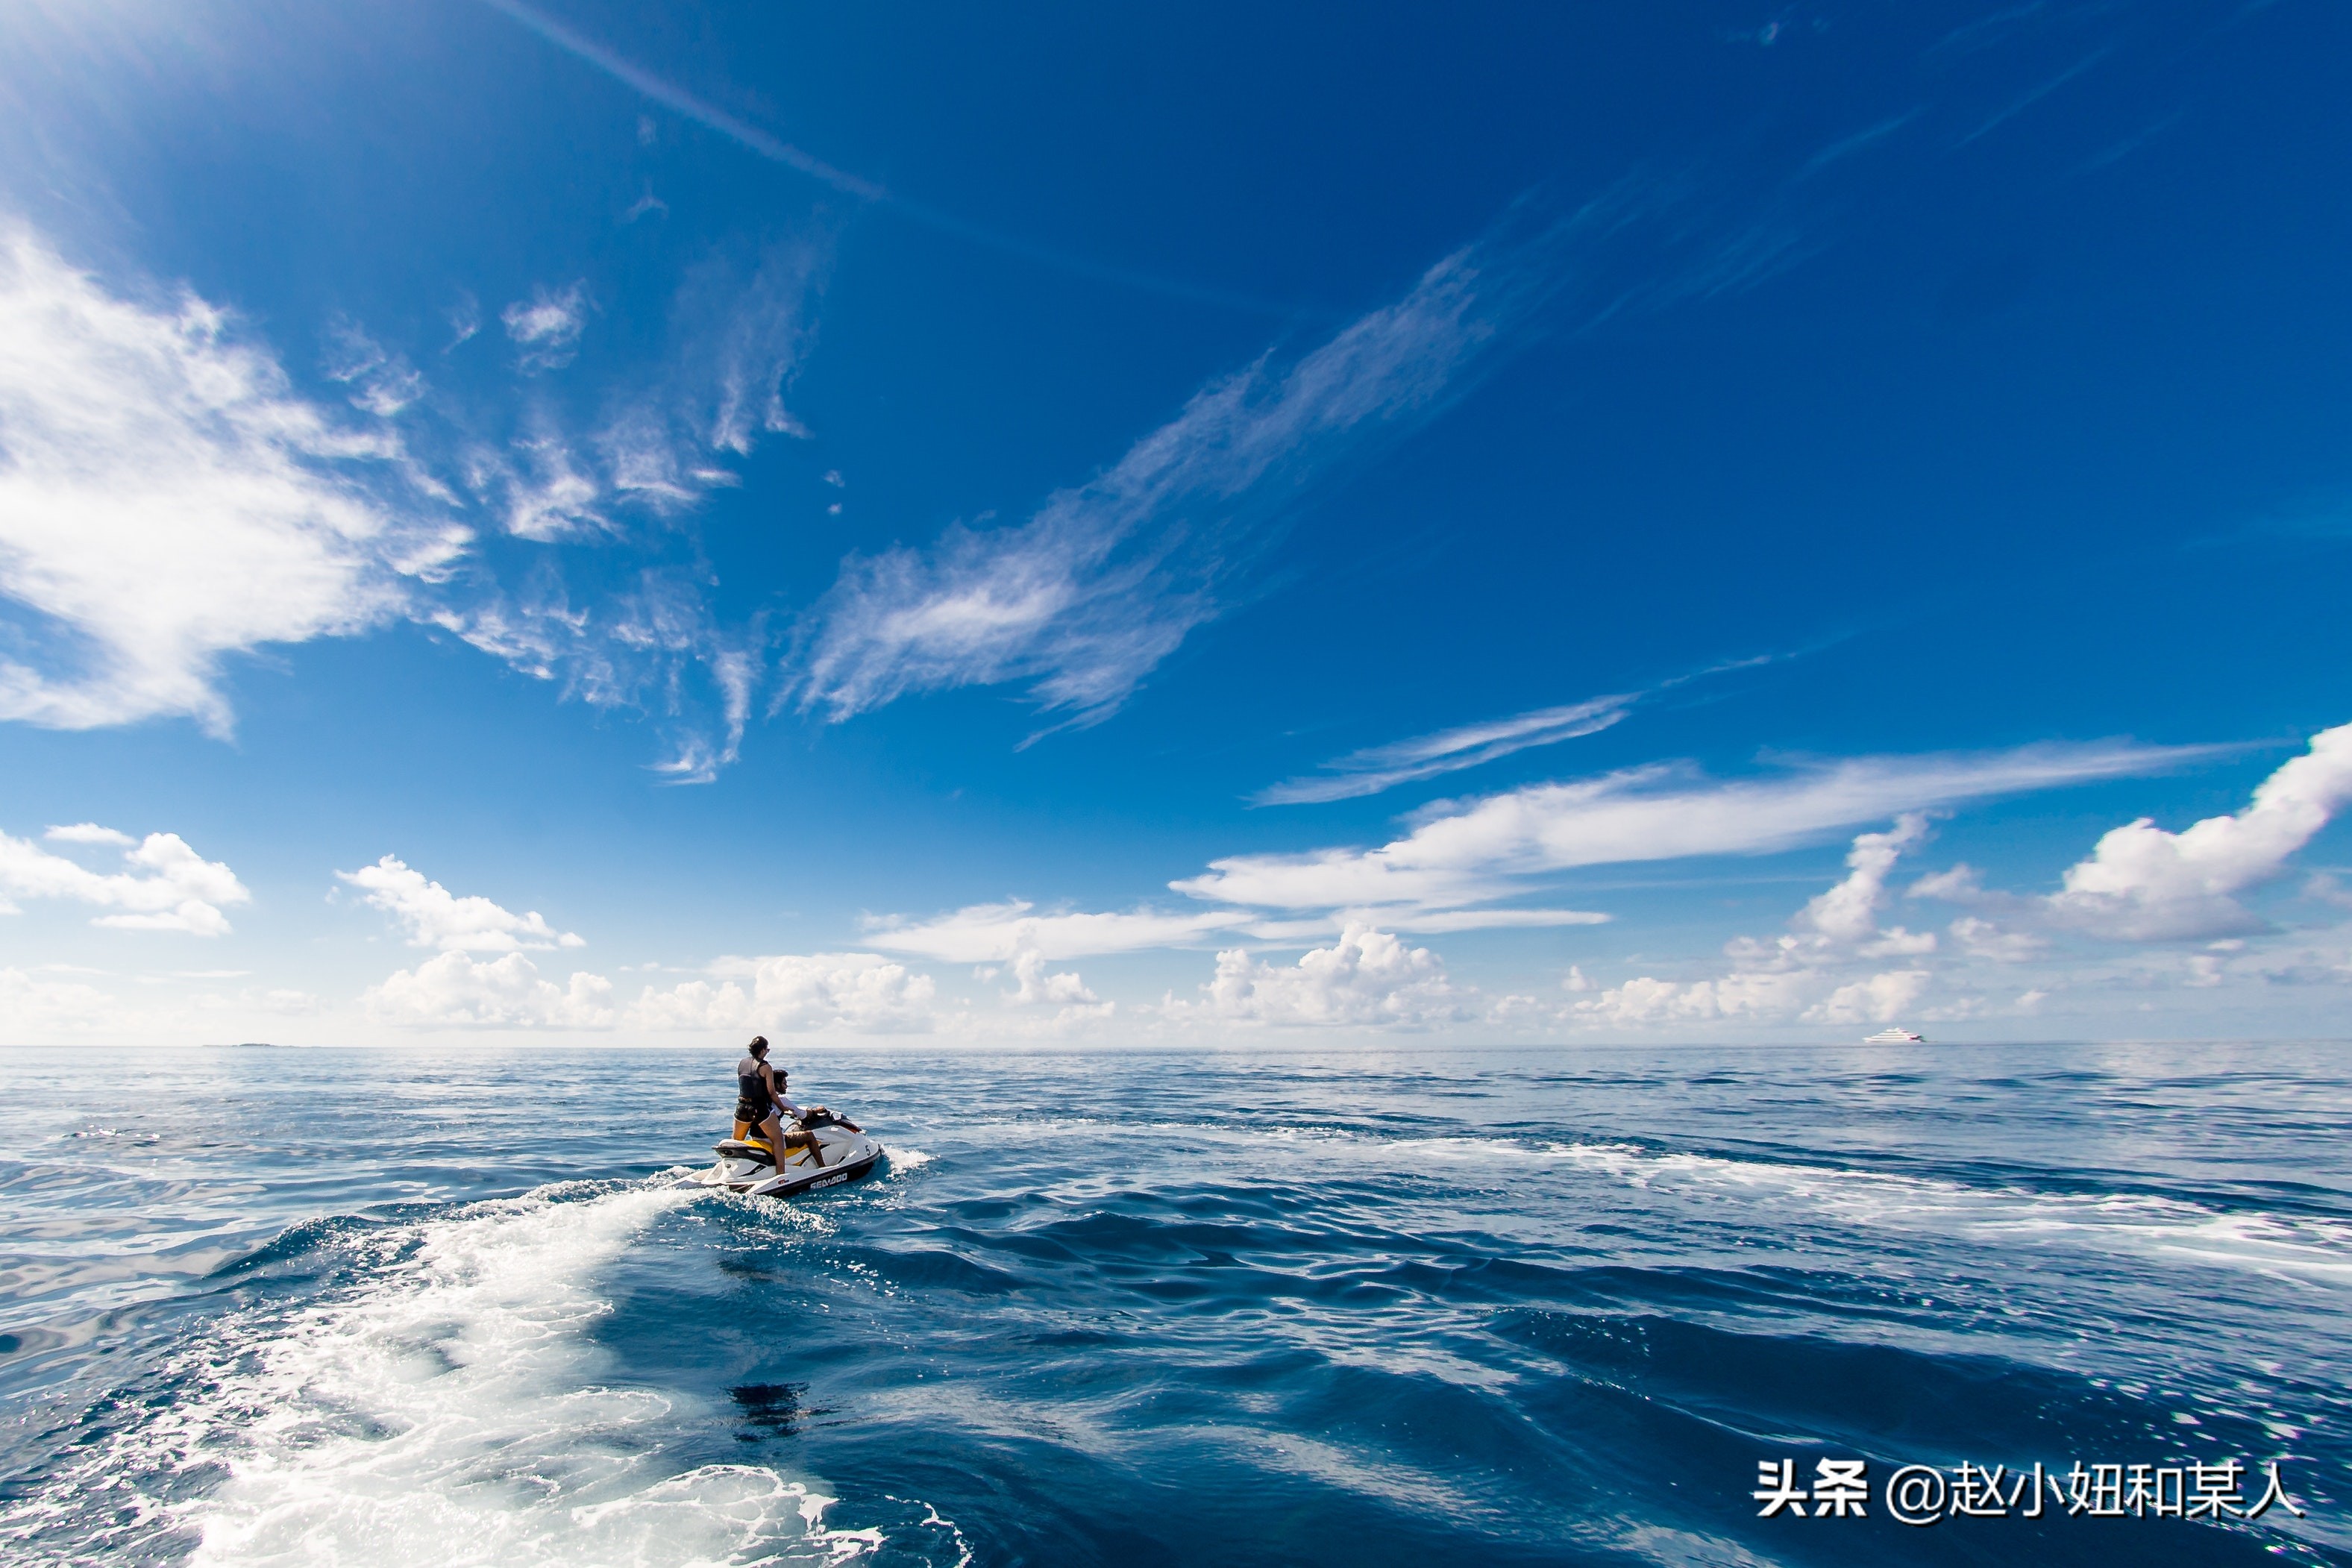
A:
[770,1066,861,1134]
[734,1036,826,1166]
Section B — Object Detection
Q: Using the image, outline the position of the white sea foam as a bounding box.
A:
[5,1182,893,1567]
[1539,1141,2352,1285]
[1059,1117,2352,1288]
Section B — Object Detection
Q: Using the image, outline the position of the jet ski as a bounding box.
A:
[685,1119,886,1198]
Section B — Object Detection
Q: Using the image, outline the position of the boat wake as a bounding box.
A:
[1,1181,941,1568]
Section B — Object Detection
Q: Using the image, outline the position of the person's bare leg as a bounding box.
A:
[772,1121,821,1167]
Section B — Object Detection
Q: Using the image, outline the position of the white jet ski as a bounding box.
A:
[685,1120,886,1198]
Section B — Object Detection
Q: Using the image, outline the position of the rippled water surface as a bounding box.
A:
[0,1041,2345,1567]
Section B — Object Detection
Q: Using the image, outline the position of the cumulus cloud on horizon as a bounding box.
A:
[1170,924,1468,1028]
[362,947,940,1033]
[1572,814,1947,1030]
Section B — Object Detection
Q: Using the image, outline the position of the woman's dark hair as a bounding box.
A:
[747,1035,770,1056]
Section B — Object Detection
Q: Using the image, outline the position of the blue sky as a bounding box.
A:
[3,0,2351,1045]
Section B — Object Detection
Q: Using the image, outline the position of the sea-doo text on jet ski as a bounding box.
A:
[685,1120,886,1198]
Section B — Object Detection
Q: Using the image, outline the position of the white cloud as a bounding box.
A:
[1907,864,1983,900]
[1255,694,1638,806]
[338,855,585,952]
[0,226,467,733]
[2045,722,2352,941]
[45,821,132,846]
[0,966,122,1034]
[1803,968,1931,1026]
[363,950,616,1029]
[1003,951,1109,1020]
[321,317,426,417]
[861,896,1608,965]
[433,245,821,777]
[1252,655,1793,806]
[1793,813,1931,943]
[1177,925,1467,1027]
[501,281,589,372]
[1370,906,1611,933]
[0,222,815,778]
[863,900,1244,963]
[1574,968,1822,1026]
[446,292,481,348]
[1574,818,1948,1029]
[1948,915,2046,962]
[1573,965,1939,1030]
[631,953,938,1033]
[360,944,938,1035]
[794,203,1598,729]
[0,826,249,935]
[665,240,823,459]
[1179,741,2201,912]
[1763,811,1937,958]
[429,573,762,785]
[471,429,606,541]
[2304,872,2352,912]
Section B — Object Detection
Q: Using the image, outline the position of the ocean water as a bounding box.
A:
[0,1042,2344,1568]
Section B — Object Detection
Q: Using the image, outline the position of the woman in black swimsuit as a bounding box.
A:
[733,1036,824,1167]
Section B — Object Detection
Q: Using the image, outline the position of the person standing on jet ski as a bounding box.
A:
[734,1037,826,1166]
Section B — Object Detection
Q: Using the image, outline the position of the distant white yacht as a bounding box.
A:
[1863,1027,1925,1044]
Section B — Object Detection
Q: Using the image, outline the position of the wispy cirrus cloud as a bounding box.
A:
[0,212,821,776]
[793,196,1630,731]
[1180,740,2214,912]
[427,569,765,783]
[1255,694,1639,806]
[501,280,589,373]
[477,0,1303,317]
[1254,656,1790,806]
[0,227,468,735]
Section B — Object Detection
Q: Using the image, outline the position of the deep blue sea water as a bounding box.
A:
[0,1042,2345,1567]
